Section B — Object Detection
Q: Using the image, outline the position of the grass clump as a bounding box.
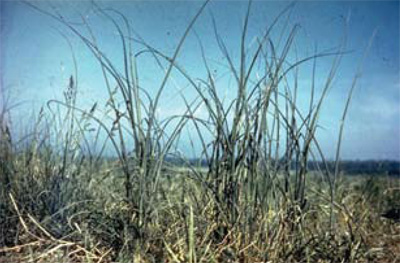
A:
[1,1,399,263]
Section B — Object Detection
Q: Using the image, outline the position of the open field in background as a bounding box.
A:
[1,1,400,262]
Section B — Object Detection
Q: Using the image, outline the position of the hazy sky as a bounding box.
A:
[1,0,399,160]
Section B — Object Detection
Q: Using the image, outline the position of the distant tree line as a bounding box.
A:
[165,158,400,176]
[308,160,400,176]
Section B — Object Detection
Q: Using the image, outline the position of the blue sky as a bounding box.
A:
[1,0,399,160]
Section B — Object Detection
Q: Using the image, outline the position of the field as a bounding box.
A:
[1,158,399,262]
[1,1,400,262]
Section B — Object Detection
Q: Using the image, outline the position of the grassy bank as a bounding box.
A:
[1,1,399,262]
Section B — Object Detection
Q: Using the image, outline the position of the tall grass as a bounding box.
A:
[1,1,396,263]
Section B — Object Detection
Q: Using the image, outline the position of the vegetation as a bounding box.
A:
[1,1,399,262]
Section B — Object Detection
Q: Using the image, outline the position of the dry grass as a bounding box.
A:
[1,1,399,262]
